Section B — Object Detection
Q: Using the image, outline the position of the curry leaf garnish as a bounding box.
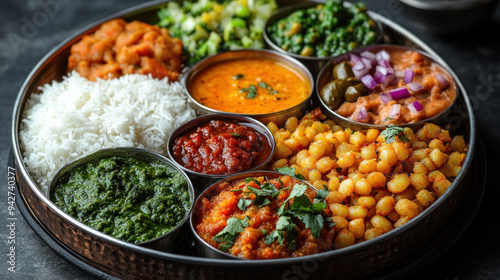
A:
[232,74,244,80]
[380,125,409,143]
[275,166,306,180]
[240,85,257,99]
[213,216,249,252]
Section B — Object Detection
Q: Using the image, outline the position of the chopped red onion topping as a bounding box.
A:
[350,53,361,64]
[381,74,396,89]
[408,100,424,113]
[389,104,401,119]
[352,61,370,78]
[360,74,378,89]
[435,73,449,88]
[389,87,411,100]
[404,67,415,83]
[376,50,390,62]
[374,71,395,89]
[360,51,376,63]
[408,82,425,93]
[376,65,388,76]
[379,93,393,104]
[361,57,373,69]
[357,106,369,122]
[378,58,391,68]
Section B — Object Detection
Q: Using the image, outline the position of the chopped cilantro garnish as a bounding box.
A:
[213,216,249,252]
[275,166,306,180]
[240,85,257,99]
[380,125,409,143]
[232,74,244,80]
[229,132,241,137]
[258,82,268,88]
[237,198,253,210]
[220,177,333,253]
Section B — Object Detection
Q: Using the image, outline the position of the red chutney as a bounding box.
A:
[194,175,335,259]
[171,119,272,175]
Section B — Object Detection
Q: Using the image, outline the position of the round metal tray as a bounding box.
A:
[14,139,486,279]
[11,1,477,279]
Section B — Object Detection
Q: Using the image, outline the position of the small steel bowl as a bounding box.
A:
[189,170,318,260]
[263,1,384,77]
[48,147,195,252]
[182,49,314,127]
[316,44,459,130]
[167,113,276,191]
[398,0,499,34]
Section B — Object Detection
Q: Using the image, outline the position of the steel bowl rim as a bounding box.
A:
[166,113,277,180]
[9,0,478,271]
[262,1,384,62]
[315,43,460,129]
[398,0,495,10]
[181,48,315,118]
[188,170,322,261]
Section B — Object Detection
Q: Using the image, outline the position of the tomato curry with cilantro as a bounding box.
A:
[188,57,311,114]
[194,174,335,259]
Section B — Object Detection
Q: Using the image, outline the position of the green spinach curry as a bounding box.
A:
[52,156,191,244]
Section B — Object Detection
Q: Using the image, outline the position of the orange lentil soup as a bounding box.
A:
[189,58,311,114]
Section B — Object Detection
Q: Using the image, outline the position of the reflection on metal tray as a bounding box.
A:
[11,1,477,279]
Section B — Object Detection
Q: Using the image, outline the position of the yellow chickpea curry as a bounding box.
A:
[189,57,311,114]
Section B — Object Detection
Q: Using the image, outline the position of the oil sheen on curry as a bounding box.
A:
[189,57,311,114]
[320,47,457,125]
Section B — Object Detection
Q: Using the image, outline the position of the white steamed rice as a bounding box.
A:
[19,72,196,194]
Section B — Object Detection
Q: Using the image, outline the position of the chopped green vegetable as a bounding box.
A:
[157,0,278,65]
[267,0,378,57]
[229,132,241,137]
[381,125,409,143]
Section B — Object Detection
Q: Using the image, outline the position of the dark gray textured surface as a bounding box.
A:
[1,0,499,279]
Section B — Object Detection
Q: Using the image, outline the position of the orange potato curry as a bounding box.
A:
[189,58,311,114]
[68,19,183,81]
